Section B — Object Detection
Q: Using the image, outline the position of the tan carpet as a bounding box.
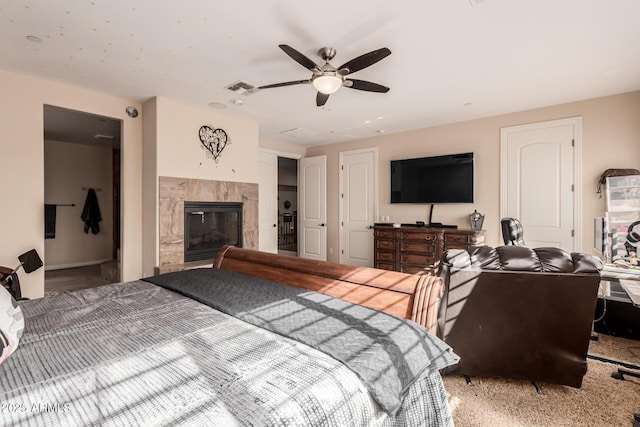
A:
[45,264,113,296]
[443,334,640,426]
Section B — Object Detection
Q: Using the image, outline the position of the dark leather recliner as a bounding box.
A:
[437,245,603,388]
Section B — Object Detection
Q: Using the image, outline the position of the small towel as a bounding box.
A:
[44,204,57,239]
[81,189,101,235]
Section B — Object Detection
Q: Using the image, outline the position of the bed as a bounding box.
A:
[0,246,458,426]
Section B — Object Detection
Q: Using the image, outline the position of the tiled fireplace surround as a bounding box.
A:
[158,176,259,267]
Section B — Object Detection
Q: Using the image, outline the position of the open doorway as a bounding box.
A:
[259,151,301,255]
[43,105,122,295]
[278,157,298,255]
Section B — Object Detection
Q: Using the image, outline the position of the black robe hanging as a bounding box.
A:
[81,188,101,235]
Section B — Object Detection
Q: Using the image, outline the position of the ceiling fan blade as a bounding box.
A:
[258,79,310,89]
[344,79,390,93]
[316,92,330,107]
[338,47,391,74]
[279,44,319,72]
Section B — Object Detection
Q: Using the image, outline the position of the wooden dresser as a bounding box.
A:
[374,224,484,273]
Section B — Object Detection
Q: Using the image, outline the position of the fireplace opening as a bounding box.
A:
[184,202,243,262]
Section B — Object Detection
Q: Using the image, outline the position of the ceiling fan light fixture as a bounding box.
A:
[312,75,342,94]
[261,44,391,104]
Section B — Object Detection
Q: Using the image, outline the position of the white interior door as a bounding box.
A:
[340,148,376,267]
[501,118,582,250]
[258,151,278,253]
[299,155,326,260]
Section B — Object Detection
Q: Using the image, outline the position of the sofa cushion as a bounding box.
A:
[496,246,541,271]
[445,246,604,274]
[534,247,575,272]
[572,252,604,273]
[468,246,502,269]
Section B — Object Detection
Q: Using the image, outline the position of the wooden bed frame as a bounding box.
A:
[213,245,443,334]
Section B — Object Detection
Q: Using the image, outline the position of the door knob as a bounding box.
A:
[319,223,325,227]
[273,224,277,227]
[367,225,374,229]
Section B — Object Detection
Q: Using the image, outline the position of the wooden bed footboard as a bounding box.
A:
[213,245,443,335]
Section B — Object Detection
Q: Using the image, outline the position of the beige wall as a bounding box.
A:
[141,97,158,279]
[44,141,113,268]
[259,136,307,158]
[2,64,637,295]
[141,97,260,275]
[307,91,640,262]
[0,69,142,298]
[156,97,259,183]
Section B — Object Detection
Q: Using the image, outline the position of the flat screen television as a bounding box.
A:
[391,152,474,204]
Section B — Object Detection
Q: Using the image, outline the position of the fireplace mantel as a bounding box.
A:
[158,176,258,267]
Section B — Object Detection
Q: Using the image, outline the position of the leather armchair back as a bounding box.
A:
[437,246,602,387]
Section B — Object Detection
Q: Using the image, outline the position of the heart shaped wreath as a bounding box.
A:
[199,125,231,163]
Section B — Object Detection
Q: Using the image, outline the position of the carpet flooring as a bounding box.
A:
[44,264,113,296]
[444,333,640,426]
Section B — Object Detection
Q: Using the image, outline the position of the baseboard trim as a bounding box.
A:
[45,258,113,271]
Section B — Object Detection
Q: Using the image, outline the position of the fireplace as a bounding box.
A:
[184,202,243,262]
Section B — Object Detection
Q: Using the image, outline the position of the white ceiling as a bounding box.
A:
[2,0,640,147]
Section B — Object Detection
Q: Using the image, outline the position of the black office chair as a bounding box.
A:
[501,218,526,246]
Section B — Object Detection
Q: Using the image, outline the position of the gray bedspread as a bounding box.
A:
[144,268,459,415]
[1,277,455,426]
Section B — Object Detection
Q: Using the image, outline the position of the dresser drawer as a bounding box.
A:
[401,253,435,265]
[375,230,395,239]
[445,234,471,244]
[401,241,436,253]
[376,251,394,261]
[376,239,395,250]
[401,231,437,241]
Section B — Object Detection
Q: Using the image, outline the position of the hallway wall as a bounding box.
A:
[44,141,114,268]
[0,69,142,298]
[307,90,640,262]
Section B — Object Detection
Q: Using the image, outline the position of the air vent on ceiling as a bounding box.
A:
[279,128,317,138]
[226,81,257,95]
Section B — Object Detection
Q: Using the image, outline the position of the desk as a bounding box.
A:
[595,273,640,340]
[599,278,637,305]
[590,269,640,382]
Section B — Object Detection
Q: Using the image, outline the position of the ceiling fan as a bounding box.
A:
[258,44,391,107]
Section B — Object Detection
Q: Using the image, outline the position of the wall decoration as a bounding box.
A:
[199,125,231,163]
